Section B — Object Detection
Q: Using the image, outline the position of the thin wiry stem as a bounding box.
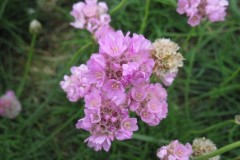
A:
[140,0,150,34]
[189,119,235,135]
[110,0,127,16]
[17,33,37,97]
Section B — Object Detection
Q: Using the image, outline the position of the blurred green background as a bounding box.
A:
[0,0,240,159]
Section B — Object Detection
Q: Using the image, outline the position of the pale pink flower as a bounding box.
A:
[176,0,228,26]
[161,72,177,86]
[176,0,189,14]
[206,0,228,22]
[0,90,21,119]
[99,30,128,57]
[94,25,114,41]
[157,140,192,160]
[188,14,201,26]
[60,64,90,102]
[70,0,112,39]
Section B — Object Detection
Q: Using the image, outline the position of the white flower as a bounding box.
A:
[192,137,220,160]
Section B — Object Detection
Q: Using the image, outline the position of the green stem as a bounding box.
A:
[140,0,150,34]
[189,120,235,135]
[110,0,127,16]
[184,27,195,123]
[133,133,169,144]
[221,67,240,87]
[17,33,37,97]
[193,141,240,160]
[18,42,92,132]
[25,109,82,157]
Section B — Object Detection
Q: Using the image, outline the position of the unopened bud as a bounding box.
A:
[29,19,42,34]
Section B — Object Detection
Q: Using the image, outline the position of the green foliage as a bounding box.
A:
[0,0,240,159]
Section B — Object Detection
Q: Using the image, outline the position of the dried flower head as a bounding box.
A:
[152,38,184,86]
[234,115,240,125]
[29,19,42,34]
[0,91,22,119]
[192,137,220,160]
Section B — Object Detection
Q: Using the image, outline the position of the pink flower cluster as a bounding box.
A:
[60,30,168,151]
[177,0,229,26]
[70,0,113,40]
[0,90,21,119]
[157,140,192,160]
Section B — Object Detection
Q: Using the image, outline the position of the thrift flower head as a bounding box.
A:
[152,38,184,86]
[70,0,112,40]
[60,30,170,151]
[76,90,138,151]
[192,137,220,160]
[157,140,192,160]
[0,90,21,119]
[177,0,229,26]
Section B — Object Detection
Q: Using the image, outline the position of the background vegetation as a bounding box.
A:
[0,0,240,159]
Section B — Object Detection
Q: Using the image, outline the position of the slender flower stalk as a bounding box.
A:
[193,141,240,160]
[157,140,192,160]
[189,119,235,135]
[140,0,150,34]
[109,0,127,15]
[17,32,37,97]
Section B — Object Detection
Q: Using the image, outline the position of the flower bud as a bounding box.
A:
[29,19,42,34]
